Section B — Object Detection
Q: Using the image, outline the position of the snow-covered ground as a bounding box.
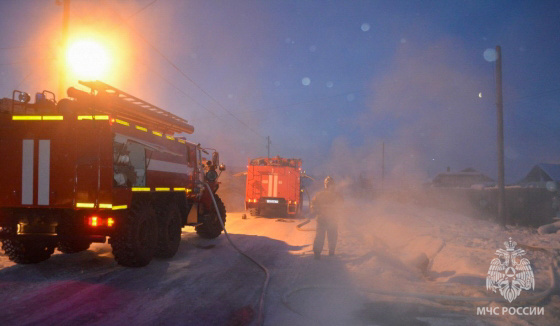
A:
[1,198,559,325]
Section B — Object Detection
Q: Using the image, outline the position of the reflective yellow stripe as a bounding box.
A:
[152,131,163,137]
[77,115,93,120]
[135,125,147,132]
[12,116,42,120]
[115,119,129,126]
[76,202,95,208]
[178,139,186,144]
[131,187,150,192]
[99,203,112,209]
[94,115,109,120]
[155,187,170,191]
[165,135,174,140]
[112,205,128,210]
[42,116,64,121]
[174,188,192,193]
[13,116,64,121]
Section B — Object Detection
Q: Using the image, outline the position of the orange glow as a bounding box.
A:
[107,217,115,227]
[61,23,132,87]
[66,39,112,79]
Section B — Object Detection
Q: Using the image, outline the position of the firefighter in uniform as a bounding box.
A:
[311,176,343,259]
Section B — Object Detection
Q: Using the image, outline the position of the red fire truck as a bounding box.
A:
[245,156,303,217]
[0,81,226,267]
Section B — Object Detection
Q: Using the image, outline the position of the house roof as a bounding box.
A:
[536,163,560,181]
[519,163,560,184]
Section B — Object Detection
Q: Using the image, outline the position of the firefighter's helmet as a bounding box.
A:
[324,176,334,189]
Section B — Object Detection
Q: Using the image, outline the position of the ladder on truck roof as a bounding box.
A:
[78,80,194,134]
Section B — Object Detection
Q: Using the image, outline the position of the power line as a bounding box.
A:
[135,34,264,138]
[135,56,224,121]
[0,61,27,66]
[16,70,35,90]
[0,44,49,51]
[509,110,559,135]
[1,52,56,67]
[506,87,560,104]
[240,87,368,114]
[100,0,264,139]
[68,3,222,124]
[253,81,558,119]
[126,0,158,20]
[500,85,560,133]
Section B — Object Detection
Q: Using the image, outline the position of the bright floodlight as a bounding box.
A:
[66,39,111,79]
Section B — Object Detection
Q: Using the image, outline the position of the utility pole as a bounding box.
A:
[266,136,271,160]
[59,0,70,99]
[381,141,385,191]
[495,45,506,227]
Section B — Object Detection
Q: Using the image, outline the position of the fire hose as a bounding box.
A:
[282,248,558,321]
[295,187,315,232]
[202,182,270,326]
[288,199,559,320]
[295,218,314,231]
[291,205,556,316]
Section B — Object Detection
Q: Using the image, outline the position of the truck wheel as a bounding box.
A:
[249,208,259,217]
[57,238,92,254]
[154,205,182,258]
[1,239,55,264]
[110,200,158,267]
[196,194,226,239]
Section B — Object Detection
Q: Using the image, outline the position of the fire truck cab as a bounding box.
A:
[245,156,303,217]
[0,81,226,267]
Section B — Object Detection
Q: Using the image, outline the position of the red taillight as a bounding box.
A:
[87,216,115,227]
[88,216,99,227]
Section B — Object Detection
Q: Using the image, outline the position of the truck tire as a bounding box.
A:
[110,200,158,267]
[57,238,92,254]
[154,204,182,258]
[1,239,55,264]
[249,208,259,217]
[196,194,226,239]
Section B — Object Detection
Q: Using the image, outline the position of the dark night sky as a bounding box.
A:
[1,0,560,183]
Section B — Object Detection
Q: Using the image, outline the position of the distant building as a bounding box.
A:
[518,163,560,188]
[432,167,494,188]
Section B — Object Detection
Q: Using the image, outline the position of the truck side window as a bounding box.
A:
[128,142,146,186]
[113,137,146,187]
[187,145,196,167]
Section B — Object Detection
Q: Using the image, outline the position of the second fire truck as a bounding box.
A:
[245,156,305,217]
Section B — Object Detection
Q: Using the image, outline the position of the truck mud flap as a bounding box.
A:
[187,202,199,225]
